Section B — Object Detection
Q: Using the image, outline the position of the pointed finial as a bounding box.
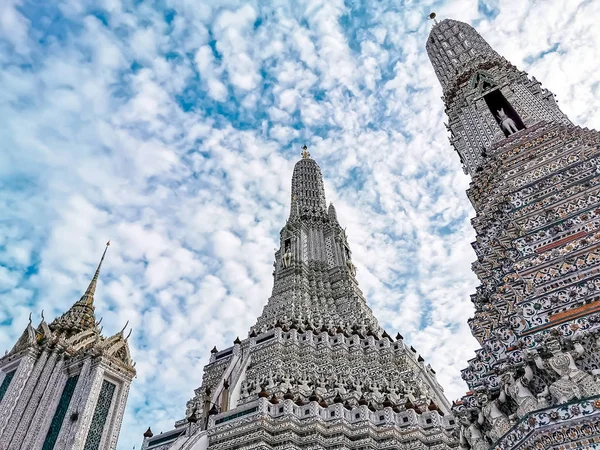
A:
[121,320,129,334]
[126,328,133,340]
[301,145,310,159]
[96,317,103,327]
[81,241,111,306]
[41,310,45,321]
[428,12,438,25]
[28,312,32,325]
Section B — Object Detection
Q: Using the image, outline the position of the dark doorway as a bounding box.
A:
[483,89,525,137]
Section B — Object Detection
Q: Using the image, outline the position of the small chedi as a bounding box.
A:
[0,243,135,450]
[426,18,600,450]
[141,147,458,450]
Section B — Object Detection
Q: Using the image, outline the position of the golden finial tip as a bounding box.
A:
[106,240,111,246]
[301,145,310,159]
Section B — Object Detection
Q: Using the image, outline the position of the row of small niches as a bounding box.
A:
[210,331,421,367]
[253,330,411,354]
[211,399,456,430]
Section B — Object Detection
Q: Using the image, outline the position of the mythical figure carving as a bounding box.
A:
[459,415,488,450]
[346,258,356,276]
[534,338,600,404]
[501,365,539,418]
[185,398,199,422]
[477,392,511,442]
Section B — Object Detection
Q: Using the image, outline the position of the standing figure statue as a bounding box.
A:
[477,392,512,442]
[298,373,312,396]
[497,108,519,135]
[282,248,293,268]
[459,415,488,450]
[315,375,328,397]
[534,338,600,404]
[501,365,539,419]
[240,380,250,399]
[334,375,347,395]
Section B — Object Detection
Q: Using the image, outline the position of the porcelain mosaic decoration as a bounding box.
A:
[426,18,600,450]
[140,146,458,450]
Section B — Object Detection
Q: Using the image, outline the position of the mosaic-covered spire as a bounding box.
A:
[50,241,110,336]
[254,148,376,333]
[144,147,456,450]
[290,145,327,219]
[426,19,502,93]
[426,18,569,175]
[427,17,600,450]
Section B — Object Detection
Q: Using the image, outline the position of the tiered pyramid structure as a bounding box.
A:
[141,147,458,450]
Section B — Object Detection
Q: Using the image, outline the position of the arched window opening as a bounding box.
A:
[483,89,525,137]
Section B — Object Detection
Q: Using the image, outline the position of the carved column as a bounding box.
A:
[0,350,37,442]
[107,378,131,450]
[19,354,66,450]
[7,349,59,449]
[0,349,47,449]
[54,357,93,450]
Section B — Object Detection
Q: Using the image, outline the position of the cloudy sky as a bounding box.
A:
[1,0,599,448]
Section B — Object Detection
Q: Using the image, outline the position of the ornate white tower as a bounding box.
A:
[426,18,570,174]
[427,18,600,450]
[0,243,135,450]
[141,148,458,450]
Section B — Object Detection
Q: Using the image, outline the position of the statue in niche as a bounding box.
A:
[282,241,293,268]
[477,392,511,442]
[459,415,488,450]
[404,383,417,402]
[369,382,384,403]
[351,378,363,394]
[267,370,276,389]
[501,365,540,418]
[346,258,357,276]
[240,380,250,399]
[386,380,400,404]
[497,108,519,135]
[534,337,600,404]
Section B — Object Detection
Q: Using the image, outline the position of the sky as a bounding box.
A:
[1,0,600,448]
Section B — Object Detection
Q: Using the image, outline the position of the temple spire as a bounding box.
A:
[49,241,110,336]
[80,240,110,306]
[290,146,327,217]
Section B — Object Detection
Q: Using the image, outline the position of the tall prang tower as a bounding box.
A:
[427,18,600,450]
[0,243,135,450]
[141,147,459,450]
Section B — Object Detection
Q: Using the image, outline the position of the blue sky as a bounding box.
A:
[1,0,600,448]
